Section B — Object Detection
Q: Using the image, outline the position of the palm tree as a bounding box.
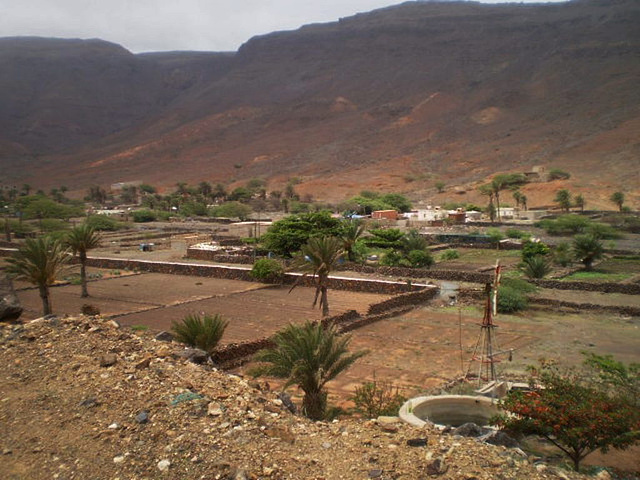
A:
[5,236,70,315]
[340,220,365,262]
[610,192,625,212]
[555,189,572,212]
[574,194,585,213]
[66,225,101,297]
[252,321,367,420]
[292,236,344,317]
[573,234,604,271]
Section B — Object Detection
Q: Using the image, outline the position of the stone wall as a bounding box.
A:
[366,288,438,315]
[84,257,430,295]
[339,263,492,284]
[531,279,640,295]
[529,298,640,317]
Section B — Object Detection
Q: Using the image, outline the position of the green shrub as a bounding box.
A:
[537,215,589,235]
[406,249,434,268]
[553,242,573,267]
[506,229,527,239]
[171,313,228,355]
[40,218,70,233]
[502,277,538,294]
[250,258,284,283]
[585,222,622,240]
[547,168,571,181]
[351,378,406,418]
[439,249,460,261]
[497,286,528,313]
[86,215,121,231]
[521,255,552,279]
[379,250,404,267]
[132,209,157,222]
[522,240,550,261]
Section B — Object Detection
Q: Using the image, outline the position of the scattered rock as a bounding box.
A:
[134,356,151,370]
[451,423,485,438]
[276,392,297,414]
[479,430,519,448]
[207,402,223,416]
[263,426,295,444]
[113,455,125,464]
[81,304,100,316]
[157,459,171,471]
[79,397,99,408]
[376,416,399,424]
[406,438,428,447]
[379,423,398,433]
[135,410,149,424]
[99,353,117,367]
[368,469,383,478]
[155,331,174,342]
[426,457,448,476]
[173,348,209,364]
[0,274,22,322]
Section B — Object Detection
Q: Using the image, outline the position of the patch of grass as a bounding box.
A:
[131,325,149,331]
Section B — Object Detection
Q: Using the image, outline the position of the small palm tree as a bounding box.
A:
[610,192,625,212]
[521,255,552,279]
[6,236,70,315]
[171,313,228,355]
[292,236,344,317]
[573,234,604,271]
[252,321,367,420]
[340,220,365,262]
[66,224,101,297]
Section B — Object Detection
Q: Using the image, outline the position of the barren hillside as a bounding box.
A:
[0,0,638,207]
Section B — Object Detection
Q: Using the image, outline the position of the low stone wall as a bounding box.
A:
[86,258,255,282]
[84,257,429,295]
[186,248,255,264]
[531,279,640,295]
[367,288,438,315]
[211,337,276,366]
[339,264,492,284]
[530,298,640,317]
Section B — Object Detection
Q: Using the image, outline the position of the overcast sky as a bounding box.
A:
[0,0,568,53]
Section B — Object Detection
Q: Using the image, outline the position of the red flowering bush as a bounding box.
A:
[493,358,640,472]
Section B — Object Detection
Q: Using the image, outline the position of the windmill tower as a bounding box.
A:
[466,261,508,386]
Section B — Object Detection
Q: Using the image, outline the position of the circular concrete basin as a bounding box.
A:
[399,395,500,428]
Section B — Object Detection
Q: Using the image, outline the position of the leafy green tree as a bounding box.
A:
[610,191,625,212]
[521,240,550,261]
[572,234,604,271]
[340,220,366,262]
[495,361,640,472]
[252,321,367,420]
[400,230,428,253]
[139,183,157,194]
[293,236,344,317]
[210,201,252,221]
[5,236,70,315]
[379,193,412,213]
[85,185,107,205]
[132,209,157,222]
[198,181,213,198]
[435,181,445,193]
[555,189,572,212]
[85,215,120,231]
[583,353,639,407]
[66,225,101,297]
[261,211,342,257]
[364,228,404,249]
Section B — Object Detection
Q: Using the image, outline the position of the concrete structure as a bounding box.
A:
[447,208,466,224]
[465,210,483,222]
[372,210,398,220]
[399,395,500,428]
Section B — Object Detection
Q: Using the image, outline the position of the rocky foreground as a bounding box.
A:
[0,316,590,480]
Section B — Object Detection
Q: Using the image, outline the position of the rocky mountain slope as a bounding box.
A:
[0,315,592,479]
[0,0,638,205]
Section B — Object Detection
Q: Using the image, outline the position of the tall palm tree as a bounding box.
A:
[252,321,367,420]
[340,220,365,262]
[293,236,344,317]
[6,236,70,315]
[66,225,101,297]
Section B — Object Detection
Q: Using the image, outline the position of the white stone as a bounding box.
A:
[157,459,171,471]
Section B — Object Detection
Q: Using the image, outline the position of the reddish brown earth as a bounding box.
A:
[1,0,639,208]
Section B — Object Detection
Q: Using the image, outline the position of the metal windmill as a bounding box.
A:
[466,260,512,386]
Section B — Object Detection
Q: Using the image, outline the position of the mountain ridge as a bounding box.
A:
[1,0,638,206]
